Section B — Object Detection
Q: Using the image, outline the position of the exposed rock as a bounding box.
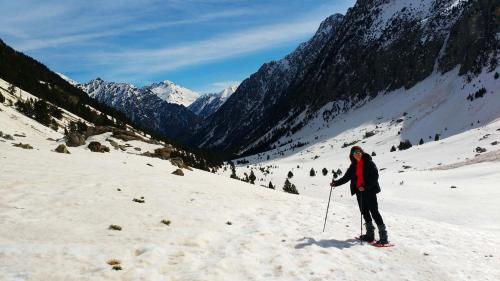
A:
[170,157,192,170]
[2,134,14,140]
[132,198,145,203]
[475,147,487,153]
[13,143,33,149]
[154,145,172,159]
[111,129,146,142]
[88,141,110,153]
[142,145,173,160]
[172,169,184,176]
[141,151,155,157]
[55,144,70,154]
[84,126,113,138]
[108,224,122,231]
[134,147,141,151]
[66,132,86,147]
[106,138,119,150]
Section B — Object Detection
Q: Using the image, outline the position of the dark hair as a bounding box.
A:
[349,146,364,163]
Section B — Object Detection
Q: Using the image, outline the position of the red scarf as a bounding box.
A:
[356,158,364,189]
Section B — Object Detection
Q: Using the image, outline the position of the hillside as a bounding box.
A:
[1,68,500,280]
[190,0,498,154]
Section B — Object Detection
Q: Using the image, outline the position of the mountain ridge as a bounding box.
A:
[79,78,201,140]
[189,0,498,155]
[188,85,238,119]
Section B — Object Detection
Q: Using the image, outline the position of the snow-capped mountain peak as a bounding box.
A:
[188,85,239,119]
[219,85,238,99]
[145,80,198,106]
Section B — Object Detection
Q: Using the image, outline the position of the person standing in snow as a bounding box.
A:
[330,146,389,245]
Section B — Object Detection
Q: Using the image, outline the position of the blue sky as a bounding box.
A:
[0,0,355,93]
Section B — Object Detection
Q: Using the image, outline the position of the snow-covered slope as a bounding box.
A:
[1,72,500,280]
[229,66,500,188]
[188,85,238,118]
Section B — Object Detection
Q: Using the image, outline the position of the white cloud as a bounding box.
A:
[196,80,241,93]
[91,17,322,78]
[7,7,253,51]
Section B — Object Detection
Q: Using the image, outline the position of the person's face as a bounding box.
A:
[353,150,362,161]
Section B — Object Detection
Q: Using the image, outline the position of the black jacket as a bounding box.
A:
[334,153,381,196]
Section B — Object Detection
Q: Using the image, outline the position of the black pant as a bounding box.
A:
[356,191,384,226]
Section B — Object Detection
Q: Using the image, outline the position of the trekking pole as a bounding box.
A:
[360,191,363,245]
[323,180,335,232]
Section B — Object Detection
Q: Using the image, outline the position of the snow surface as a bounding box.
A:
[55,72,78,86]
[1,68,500,280]
[146,80,198,107]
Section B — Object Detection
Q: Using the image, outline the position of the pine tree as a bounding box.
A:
[434,134,440,141]
[419,138,424,145]
[310,168,316,177]
[287,171,294,178]
[322,168,328,176]
[230,166,238,179]
[397,140,412,151]
[283,179,299,194]
[33,99,51,126]
[390,145,396,152]
[268,181,275,189]
[249,170,256,184]
[371,151,376,156]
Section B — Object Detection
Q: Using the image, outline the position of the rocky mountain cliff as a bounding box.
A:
[189,0,498,155]
[80,78,200,140]
[188,85,238,119]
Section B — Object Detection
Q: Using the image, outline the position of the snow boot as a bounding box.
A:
[359,222,375,242]
[375,224,389,245]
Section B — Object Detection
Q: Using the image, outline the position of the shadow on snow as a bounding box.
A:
[295,237,359,250]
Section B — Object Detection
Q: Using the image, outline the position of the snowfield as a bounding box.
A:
[1,68,500,281]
